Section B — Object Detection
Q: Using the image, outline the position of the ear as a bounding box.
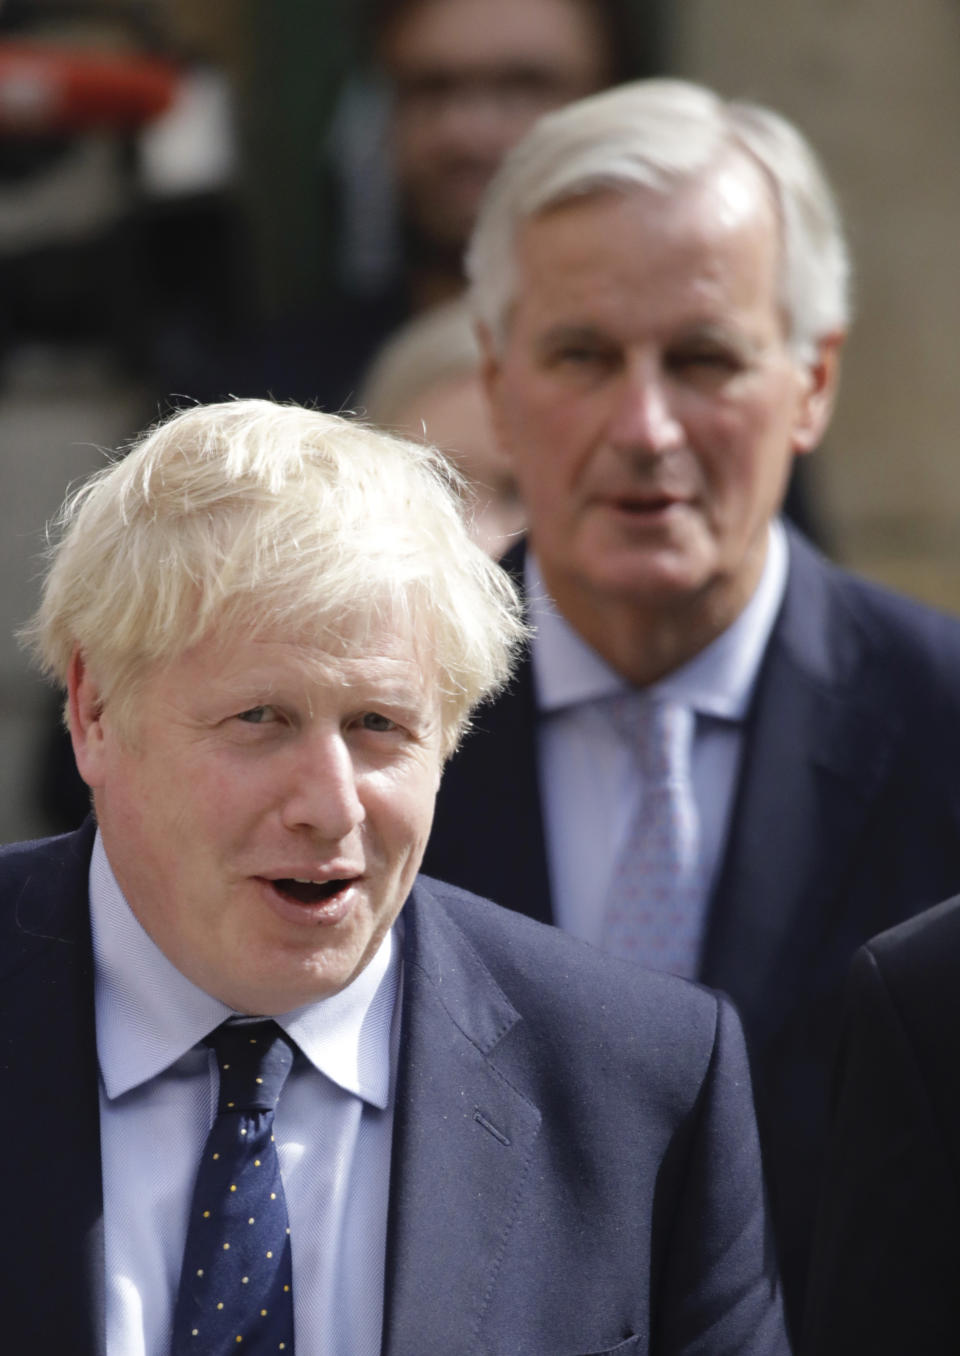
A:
[791,329,846,456]
[476,320,516,462]
[66,650,108,789]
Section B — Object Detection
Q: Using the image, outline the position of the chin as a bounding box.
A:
[588,550,710,603]
[207,954,352,1016]
[221,981,326,1017]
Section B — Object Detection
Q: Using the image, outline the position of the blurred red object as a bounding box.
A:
[0,42,178,134]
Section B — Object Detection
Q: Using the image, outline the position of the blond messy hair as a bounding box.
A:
[23,399,526,757]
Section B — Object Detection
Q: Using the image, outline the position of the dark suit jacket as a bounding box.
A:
[0,824,789,1355]
[423,528,960,1322]
[802,896,960,1356]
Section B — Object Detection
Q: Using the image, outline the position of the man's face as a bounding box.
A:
[484,164,839,644]
[382,0,611,252]
[71,626,443,1014]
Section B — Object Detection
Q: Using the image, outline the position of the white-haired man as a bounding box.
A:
[422,78,960,1324]
[3,399,787,1353]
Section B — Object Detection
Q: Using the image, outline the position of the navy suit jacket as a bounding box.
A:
[0,824,789,1355]
[803,895,960,1355]
[423,527,960,1320]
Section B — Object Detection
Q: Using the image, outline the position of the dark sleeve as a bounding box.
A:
[657,994,792,1356]
[802,947,960,1355]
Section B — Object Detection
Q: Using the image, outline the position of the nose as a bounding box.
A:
[606,361,684,457]
[279,729,365,840]
[426,80,529,158]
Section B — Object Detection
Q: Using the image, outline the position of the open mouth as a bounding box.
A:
[271,877,354,905]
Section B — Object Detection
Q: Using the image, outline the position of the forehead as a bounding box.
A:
[148,622,437,705]
[508,161,784,339]
[382,0,611,78]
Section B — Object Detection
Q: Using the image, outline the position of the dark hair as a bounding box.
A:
[362,0,663,85]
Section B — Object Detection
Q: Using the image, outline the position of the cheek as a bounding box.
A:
[695,404,797,532]
[372,770,441,859]
[502,387,594,487]
[391,116,427,171]
[154,759,267,868]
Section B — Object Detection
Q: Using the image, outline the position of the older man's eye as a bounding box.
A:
[237,705,277,724]
[669,347,743,374]
[553,344,611,368]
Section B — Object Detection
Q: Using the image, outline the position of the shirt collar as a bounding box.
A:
[90,831,399,1111]
[529,518,789,721]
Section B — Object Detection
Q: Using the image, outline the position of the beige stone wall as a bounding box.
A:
[675,0,960,611]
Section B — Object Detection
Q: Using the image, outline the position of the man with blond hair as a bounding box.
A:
[423,78,960,1322]
[2,399,787,1353]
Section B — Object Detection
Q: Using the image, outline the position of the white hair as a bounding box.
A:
[467,78,850,361]
[23,399,526,757]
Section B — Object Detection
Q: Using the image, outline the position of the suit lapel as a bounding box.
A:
[380,882,542,1356]
[0,823,104,1354]
[701,534,901,1044]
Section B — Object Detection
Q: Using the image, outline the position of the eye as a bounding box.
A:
[552,343,611,367]
[236,705,279,725]
[358,711,398,733]
[667,347,744,375]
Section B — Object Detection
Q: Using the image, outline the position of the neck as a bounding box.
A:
[537,557,767,688]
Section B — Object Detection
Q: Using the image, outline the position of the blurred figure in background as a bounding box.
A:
[422,77,960,1329]
[0,1,247,846]
[241,0,651,412]
[803,894,960,1354]
[0,0,243,388]
[371,0,630,314]
[361,299,523,559]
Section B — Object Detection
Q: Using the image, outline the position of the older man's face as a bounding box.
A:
[484,163,838,649]
[71,626,443,1013]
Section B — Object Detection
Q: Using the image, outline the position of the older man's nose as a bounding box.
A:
[607,365,684,456]
[279,731,365,839]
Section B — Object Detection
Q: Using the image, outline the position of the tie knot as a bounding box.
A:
[206,1019,296,1114]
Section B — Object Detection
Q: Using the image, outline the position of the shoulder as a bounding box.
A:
[862,892,960,997]
[838,893,960,1106]
[0,824,95,961]
[0,823,94,885]
[804,896,960,1353]
[784,528,960,679]
[409,874,737,1089]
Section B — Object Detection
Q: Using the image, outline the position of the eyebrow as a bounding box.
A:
[534,324,609,355]
[534,320,767,358]
[671,322,766,358]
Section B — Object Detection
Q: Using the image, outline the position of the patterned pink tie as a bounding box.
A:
[599,697,706,978]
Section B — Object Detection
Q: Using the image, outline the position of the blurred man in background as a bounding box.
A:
[249,0,648,412]
[803,893,960,1354]
[423,77,960,1328]
[373,0,628,313]
[361,298,524,559]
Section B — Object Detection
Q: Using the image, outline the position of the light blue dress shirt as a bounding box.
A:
[529,520,789,950]
[90,832,400,1356]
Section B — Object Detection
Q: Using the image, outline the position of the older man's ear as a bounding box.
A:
[476,320,514,462]
[67,650,106,788]
[791,329,845,456]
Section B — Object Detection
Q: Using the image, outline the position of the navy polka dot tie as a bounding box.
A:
[172,1019,297,1354]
